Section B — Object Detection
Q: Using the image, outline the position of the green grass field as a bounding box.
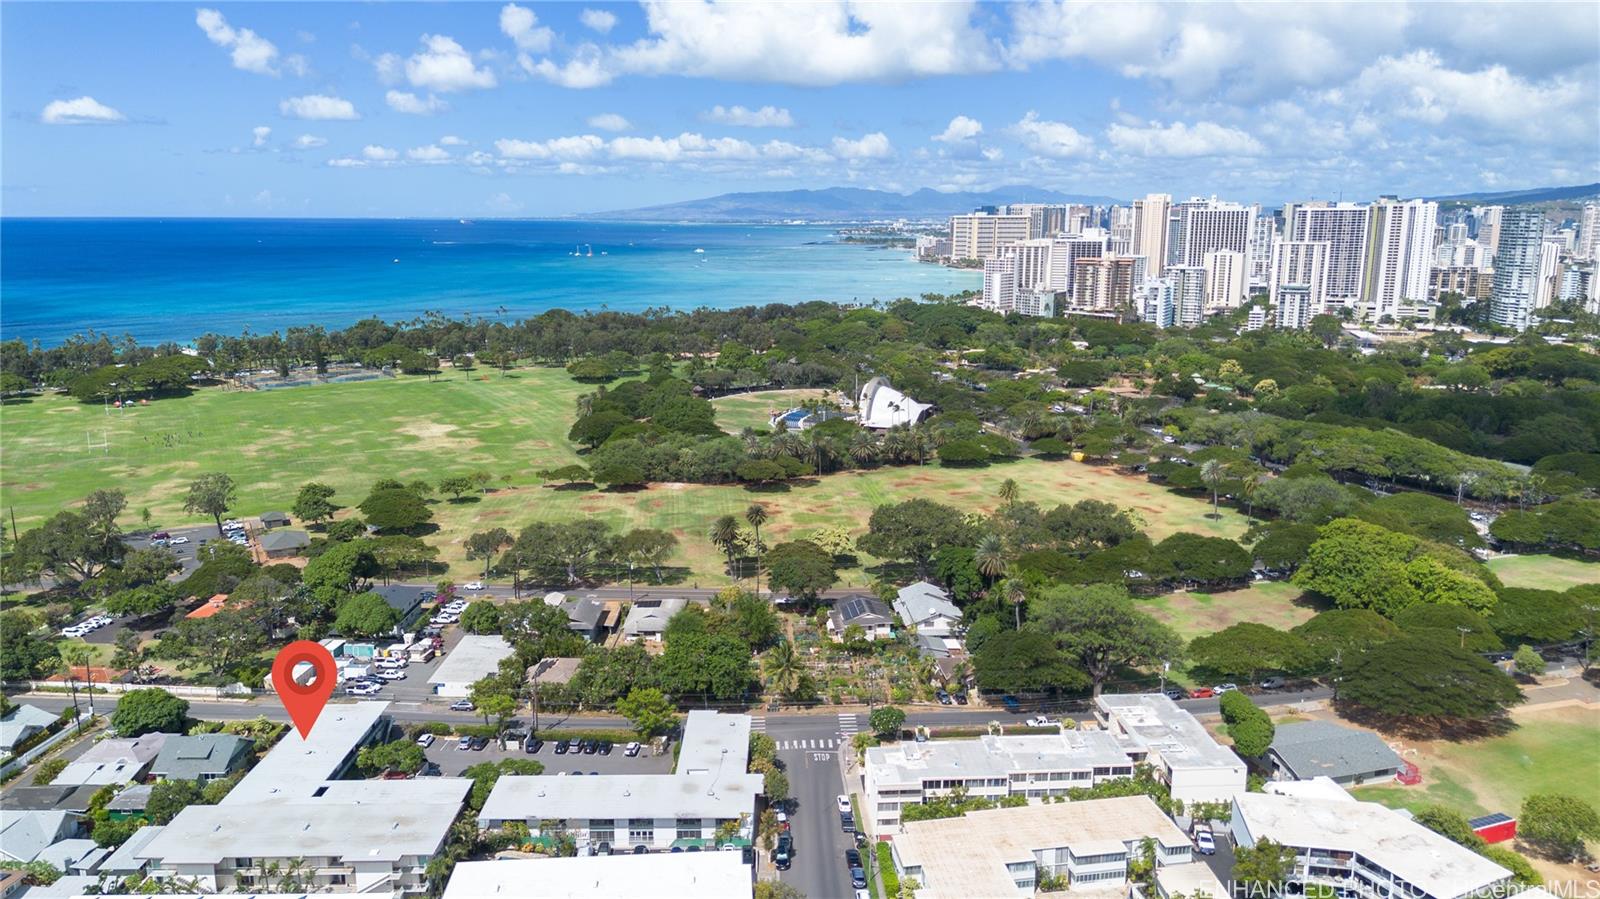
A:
[708,388,835,432]
[1,369,1248,582]
[1142,581,1327,640]
[1353,704,1600,821]
[1486,554,1600,591]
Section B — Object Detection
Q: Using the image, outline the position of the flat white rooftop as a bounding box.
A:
[442,853,751,899]
[867,730,1130,785]
[1096,693,1243,770]
[221,701,387,805]
[1233,792,1510,899]
[676,710,752,775]
[429,634,515,688]
[138,798,465,865]
[893,796,1188,899]
[478,772,763,824]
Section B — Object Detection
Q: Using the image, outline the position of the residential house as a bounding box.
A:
[0,704,58,753]
[35,838,107,876]
[97,825,165,879]
[373,585,430,633]
[1265,720,1404,786]
[892,582,963,637]
[0,810,80,862]
[2,785,105,815]
[104,784,154,820]
[556,594,619,643]
[526,657,581,688]
[620,598,688,643]
[258,529,310,559]
[50,733,167,786]
[827,595,895,642]
[258,511,291,529]
[150,734,253,783]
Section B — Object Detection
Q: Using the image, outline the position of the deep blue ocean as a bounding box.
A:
[0,218,980,346]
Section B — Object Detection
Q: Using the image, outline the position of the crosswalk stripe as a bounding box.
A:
[751,717,766,733]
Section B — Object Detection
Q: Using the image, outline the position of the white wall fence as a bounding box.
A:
[7,680,256,700]
[0,721,83,780]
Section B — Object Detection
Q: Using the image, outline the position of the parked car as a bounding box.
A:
[169,536,190,545]
[60,626,88,638]
[598,741,613,756]
[850,867,868,889]
[1195,829,1216,855]
[952,692,968,705]
[456,737,473,751]
[449,699,475,712]
[632,845,648,854]
[840,812,855,834]
[463,581,485,590]
[525,738,544,755]
[935,690,952,705]
[1213,683,1239,694]
[345,683,381,697]
[581,739,599,755]
[1025,716,1056,728]
[1259,676,1285,690]
[375,669,405,681]
[836,794,852,814]
[1189,687,1215,699]
[554,740,571,755]
[150,531,171,541]
[845,848,861,869]
[1162,687,1186,701]
[624,741,641,757]
[416,733,435,748]
[418,761,442,777]
[1000,695,1022,712]
[773,834,793,870]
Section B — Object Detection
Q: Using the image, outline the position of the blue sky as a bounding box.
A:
[4,1,1597,217]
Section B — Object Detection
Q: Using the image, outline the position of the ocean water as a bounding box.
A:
[0,218,980,346]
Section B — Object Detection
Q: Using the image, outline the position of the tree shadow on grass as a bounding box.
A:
[443,496,483,505]
[742,481,792,493]
[548,482,597,491]
[1335,700,1520,742]
[863,561,919,584]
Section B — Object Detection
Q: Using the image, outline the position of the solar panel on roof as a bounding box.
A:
[1469,812,1513,827]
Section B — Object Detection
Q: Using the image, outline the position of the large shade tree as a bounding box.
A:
[1026,584,1182,697]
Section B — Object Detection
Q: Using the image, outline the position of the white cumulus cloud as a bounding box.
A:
[580,8,618,33]
[439,135,468,146]
[407,144,451,162]
[279,94,359,120]
[1009,111,1092,157]
[522,49,614,88]
[406,34,497,92]
[705,104,794,127]
[500,4,554,52]
[40,96,126,125]
[292,134,328,149]
[252,125,272,147]
[933,115,982,143]
[495,134,607,161]
[386,90,449,115]
[196,8,284,76]
[363,145,399,161]
[1105,119,1263,157]
[586,113,632,132]
[831,132,892,160]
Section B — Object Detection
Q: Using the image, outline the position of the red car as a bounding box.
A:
[1189,687,1215,699]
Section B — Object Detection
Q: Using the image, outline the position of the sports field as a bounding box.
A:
[1486,553,1600,591]
[709,388,834,432]
[1142,581,1327,640]
[1,369,1248,582]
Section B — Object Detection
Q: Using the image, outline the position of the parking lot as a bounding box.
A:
[421,734,675,777]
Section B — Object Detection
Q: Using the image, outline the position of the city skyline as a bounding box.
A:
[3,1,1598,217]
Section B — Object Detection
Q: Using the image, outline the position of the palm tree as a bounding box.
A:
[882,428,910,464]
[997,478,1020,508]
[975,534,1008,582]
[1238,472,1263,522]
[708,515,742,579]
[805,429,834,475]
[848,431,879,468]
[1200,460,1224,519]
[1002,578,1027,630]
[745,504,770,594]
[763,639,804,698]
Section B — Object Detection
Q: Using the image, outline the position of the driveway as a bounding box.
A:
[422,735,673,777]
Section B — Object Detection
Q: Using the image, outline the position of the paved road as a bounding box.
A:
[759,712,860,899]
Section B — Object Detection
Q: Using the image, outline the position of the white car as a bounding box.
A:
[1026,716,1057,728]
[169,536,190,545]
[1213,683,1239,695]
[1194,829,1216,855]
[376,658,407,670]
[60,626,88,638]
[345,682,381,697]
[92,616,112,626]
[836,794,851,814]
[463,581,485,591]
[430,615,458,626]
[416,733,435,748]
[375,669,405,681]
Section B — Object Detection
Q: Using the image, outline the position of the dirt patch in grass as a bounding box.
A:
[396,421,481,451]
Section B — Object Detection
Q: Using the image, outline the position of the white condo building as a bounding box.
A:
[1093,694,1248,804]
[950,213,1029,261]
[981,256,1018,314]
[1490,208,1546,330]
[1203,249,1248,310]
[1364,198,1438,322]
[1140,277,1177,328]
[1474,205,1504,259]
[1171,265,1207,327]
[1179,200,1253,267]
[1287,202,1370,304]
[1271,240,1332,329]
[1132,194,1172,276]
[1249,205,1276,286]
[1536,238,1563,311]
[1580,202,1599,260]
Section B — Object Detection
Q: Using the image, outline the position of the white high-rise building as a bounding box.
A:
[1180,201,1254,267]
[1005,204,1069,239]
[1490,208,1545,330]
[981,256,1018,314]
[1203,249,1248,310]
[1580,203,1600,260]
[950,213,1029,261]
[1071,256,1136,312]
[1271,240,1331,328]
[1171,265,1207,327]
[1364,198,1438,322]
[1003,238,1056,291]
[1248,205,1276,286]
[1535,239,1563,311]
[1140,278,1176,328]
[1048,231,1109,293]
[1109,206,1135,251]
[1474,205,1503,260]
[1132,194,1172,277]
[1286,202,1370,303]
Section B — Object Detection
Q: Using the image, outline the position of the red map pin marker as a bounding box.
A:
[271,640,337,739]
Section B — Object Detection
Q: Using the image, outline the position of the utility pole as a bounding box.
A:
[1457,626,1471,649]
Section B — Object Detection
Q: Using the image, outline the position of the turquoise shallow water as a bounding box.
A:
[0,218,980,345]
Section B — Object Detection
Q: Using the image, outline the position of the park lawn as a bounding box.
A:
[1486,554,1600,591]
[3,370,1247,584]
[1141,581,1328,641]
[1352,703,1600,822]
[708,388,836,433]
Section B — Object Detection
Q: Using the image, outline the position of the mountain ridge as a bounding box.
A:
[583,185,1123,222]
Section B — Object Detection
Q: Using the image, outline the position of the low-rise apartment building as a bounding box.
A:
[477,711,761,853]
[889,796,1196,897]
[863,730,1134,831]
[1231,792,1513,899]
[1094,693,1248,803]
[136,702,469,896]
